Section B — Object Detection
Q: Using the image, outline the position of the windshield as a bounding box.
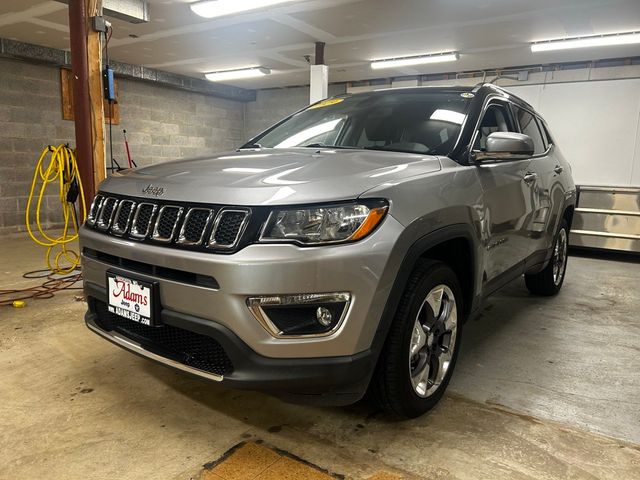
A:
[247,90,472,156]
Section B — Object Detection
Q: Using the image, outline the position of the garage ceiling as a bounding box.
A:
[0,0,639,89]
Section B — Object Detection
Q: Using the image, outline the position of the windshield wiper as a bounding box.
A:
[363,145,435,155]
[302,143,359,149]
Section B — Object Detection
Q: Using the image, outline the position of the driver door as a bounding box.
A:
[473,100,536,289]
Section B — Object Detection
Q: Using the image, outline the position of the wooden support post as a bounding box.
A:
[88,0,106,190]
[68,0,105,207]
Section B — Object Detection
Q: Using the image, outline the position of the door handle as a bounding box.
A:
[554,165,564,174]
[523,172,538,184]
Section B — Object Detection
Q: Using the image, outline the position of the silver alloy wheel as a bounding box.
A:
[553,228,568,286]
[409,284,458,398]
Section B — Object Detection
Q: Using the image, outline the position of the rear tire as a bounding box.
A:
[525,219,569,296]
[372,260,464,418]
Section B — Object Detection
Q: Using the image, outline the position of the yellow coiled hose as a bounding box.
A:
[25,145,87,274]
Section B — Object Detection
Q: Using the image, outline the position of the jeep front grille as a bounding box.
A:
[208,209,251,249]
[86,194,254,253]
[87,194,104,226]
[129,203,155,239]
[112,200,135,235]
[178,208,213,246]
[97,197,118,230]
[152,205,183,242]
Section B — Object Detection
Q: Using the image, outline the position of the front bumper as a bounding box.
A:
[85,287,373,405]
[79,215,403,359]
[80,214,405,402]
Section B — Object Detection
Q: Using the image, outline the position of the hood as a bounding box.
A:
[98,148,442,205]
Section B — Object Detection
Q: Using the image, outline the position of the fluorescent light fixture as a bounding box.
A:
[371,52,458,70]
[430,109,465,125]
[190,0,297,19]
[205,67,270,82]
[531,32,640,52]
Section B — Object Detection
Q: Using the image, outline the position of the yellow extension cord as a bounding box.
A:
[25,145,87,275]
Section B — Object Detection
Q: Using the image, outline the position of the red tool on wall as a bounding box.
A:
[123,129,138,168]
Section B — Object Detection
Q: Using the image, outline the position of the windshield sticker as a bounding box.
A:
[460,92,475,99]
[308,98,345,109]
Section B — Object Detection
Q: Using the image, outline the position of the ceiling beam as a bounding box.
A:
[0,38,256,102]
[56,0,149,24]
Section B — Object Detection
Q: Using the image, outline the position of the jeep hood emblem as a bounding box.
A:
[142,184,165,196]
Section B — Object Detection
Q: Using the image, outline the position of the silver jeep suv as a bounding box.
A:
[80,84,576,417]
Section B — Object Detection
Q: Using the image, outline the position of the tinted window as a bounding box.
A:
[537,119,554,147]
[473,103,516,151]
[247,91,473,156]
[515,107,546,155]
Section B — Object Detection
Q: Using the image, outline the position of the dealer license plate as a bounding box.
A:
[107,272,154,325]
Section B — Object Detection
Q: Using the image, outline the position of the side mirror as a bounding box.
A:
[473,132,534,162]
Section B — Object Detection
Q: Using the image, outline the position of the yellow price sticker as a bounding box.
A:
[308,98,344,109]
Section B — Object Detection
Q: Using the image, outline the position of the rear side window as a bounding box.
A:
[515,107,546,155]
[537,119,554,147]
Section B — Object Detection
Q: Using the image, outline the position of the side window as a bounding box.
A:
[535,118,548,150]
[473,103,516,151]
[515,107,546,155]
[537,118,554,147]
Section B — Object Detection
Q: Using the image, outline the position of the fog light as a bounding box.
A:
[247,292,351,338]
[316,306,332,327]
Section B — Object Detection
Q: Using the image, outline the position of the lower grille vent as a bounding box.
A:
[92,299,233,377]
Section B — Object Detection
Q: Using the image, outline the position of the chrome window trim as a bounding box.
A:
[207,208,251,249]
[152,205,184,243]
[96,197,119,231]
[111,200,136,236]
[130,202,158,239]
[86,194,104,226]
[177,208,215,246]
[246,292,352,339]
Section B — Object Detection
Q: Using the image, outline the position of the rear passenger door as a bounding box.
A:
[513,106,563,258]
[473,100,536,285]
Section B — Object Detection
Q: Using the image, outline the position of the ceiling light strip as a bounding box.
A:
[531,32,640,52]
[205,67,271,82]
[190,0,297,19]
[371,52,459,70]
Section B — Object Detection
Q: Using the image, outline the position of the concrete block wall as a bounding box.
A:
[111,79,244,167]
[0,57,245,234]
[0,58,76,235]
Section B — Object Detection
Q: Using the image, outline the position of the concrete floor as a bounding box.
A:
[1,237,639,479]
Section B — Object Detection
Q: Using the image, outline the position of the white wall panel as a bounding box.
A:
[508,79,640,187]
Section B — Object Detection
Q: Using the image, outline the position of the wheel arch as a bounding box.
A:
[369,223,480,357]
[562,204,575,230]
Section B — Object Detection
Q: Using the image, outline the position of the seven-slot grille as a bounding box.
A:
[86,194,250,251]
[152,206,184,242]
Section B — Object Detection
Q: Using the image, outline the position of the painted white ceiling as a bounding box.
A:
[0,0,639,89]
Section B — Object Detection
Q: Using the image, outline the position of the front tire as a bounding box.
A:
[525,219,569,296]
[372,260,464,418]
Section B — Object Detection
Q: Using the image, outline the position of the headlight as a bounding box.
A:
[260,201,388,245]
